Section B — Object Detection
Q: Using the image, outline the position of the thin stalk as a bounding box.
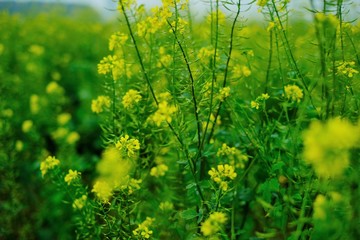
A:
[271,0,317,111]
[119,0,158,105]
[265,28,274,93]
[206,0,241,144]
[167,20,202,152]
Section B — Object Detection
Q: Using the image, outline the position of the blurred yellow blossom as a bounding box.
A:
[201,212,228,236]
[66,131,80,145]
[46,81,64,95]
[150,164,169,177]
[28,44,44,56]
[217,143,248,169]
[92,180,113,203]
[22,120,33,133]
[336,61,359,78]
[64,169,81,185]
[96,146,134,189]
[150,101,178,126]
[159,201,174,211]
[30,94,40,114]
[109,32,128,51]
[284,84,303,102]
[313,194,326,219]
[91,95,111,114]
[72,195,87,210]
[219,87,230,101]
[40,156,60,177]
[57,113,71,125]
[51,127,69,140]
[257,0,269,7]
[15,140,23,152]
[302,118,359,178]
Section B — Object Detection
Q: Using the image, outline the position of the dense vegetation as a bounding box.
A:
[1,0,360,239]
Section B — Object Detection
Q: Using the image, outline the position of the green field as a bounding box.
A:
[1,0,360,239]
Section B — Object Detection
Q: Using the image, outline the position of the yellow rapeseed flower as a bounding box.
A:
[284,84,303,102]
[201,212,228,236]
[57,113,71,125]
[133,217,155,239]
[219,87,231,101]
[91,95,111,114]
[150,101,178,126]
[46,81,64,95]
[40,156,60,177]
[92,180,113,203]
[66,131,80,145]
[302,118,359,178]
[64,169,81,185]
[30,94,40,114]
[208,164,237,191]
[150,164,169,177]
[122,89,142,109]
[22,120,33,133]
[72,195,87,210]
[115,134,141,157]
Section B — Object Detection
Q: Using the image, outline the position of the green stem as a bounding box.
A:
[119,0,158,105]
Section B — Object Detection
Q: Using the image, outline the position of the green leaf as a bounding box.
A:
[180,208,199,220]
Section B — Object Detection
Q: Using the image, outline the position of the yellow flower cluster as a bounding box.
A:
[92,147,135,202]
[232,65,252,77]
[169,17,189,34]
[157,47,172,68]
[200,212,227,237]
[115,134,141,157]
[122,177,142,195]
[72,195,87,210]
[150,163,169,177]
[30,94,40,114]
[28,44,44,56]
[91,180,113,203]
[219,87,231,101]
[64,169,81,185]
[91,95,111,114]
[159,201,174,211]
[136,5,172,37]
[150,101,178,126]
[257,0,269,7]
[302,118,359,178]
[57,113,71,125]
[122,89,142,109]
[315,13,339,27]
[313,192,343,220]
[251,93,270,110]
[197,46,216,65]
[133,217,155,239]
[109,32,128,51]
[217,143,248,169]
[202,114,221,133]
[40,156,60,177]
[336,61,359,78]
[22,120,33,133]
[284,84,303,103]
[46,81,64,95]
[97,55,119,75]
[206,10,226,25]
[208,164,237,191]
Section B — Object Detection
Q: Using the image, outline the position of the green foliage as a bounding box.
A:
[2,0,360,239]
